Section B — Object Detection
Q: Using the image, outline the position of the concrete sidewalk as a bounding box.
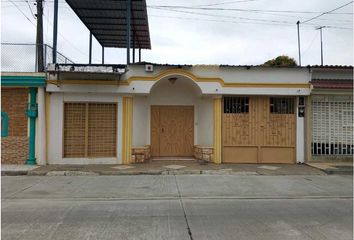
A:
[2,161,325,176]
[306,161,353,175]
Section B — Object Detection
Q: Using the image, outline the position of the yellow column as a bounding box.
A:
[122,96,133,164]
[213,97,222,164]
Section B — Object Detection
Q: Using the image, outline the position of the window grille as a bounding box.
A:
[63,102,117,158]
[312,96,353,156]
[270,97,295,114]
[224,97,249,113]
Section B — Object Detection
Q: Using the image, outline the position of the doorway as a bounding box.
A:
[151,106,194,157]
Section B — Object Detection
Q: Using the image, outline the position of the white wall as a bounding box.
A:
[124,65,311,84]
[36,87,46,165]
[48,92,123,164]
[296,96,305,163]
[47,66,311,96]
[132,76,214,148]
[133,96,149,147]
[197,97,213,146]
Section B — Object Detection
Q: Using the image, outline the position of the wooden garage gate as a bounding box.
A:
[63,102,117,158]
[151,106,194,157]
[222,96,296,163]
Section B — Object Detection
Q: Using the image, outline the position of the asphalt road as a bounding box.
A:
[2,175,353,240]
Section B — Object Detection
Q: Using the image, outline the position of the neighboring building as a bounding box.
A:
[309,66,353,161]
[45,64,311,165]
[1,72,46,165]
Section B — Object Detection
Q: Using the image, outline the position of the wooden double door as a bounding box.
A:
[222,96,296,163]
[151,106,194,157]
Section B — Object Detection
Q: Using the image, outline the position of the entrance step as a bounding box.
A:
[152,157,195,161]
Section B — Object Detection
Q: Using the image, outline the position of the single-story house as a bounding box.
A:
[44,63,312,165]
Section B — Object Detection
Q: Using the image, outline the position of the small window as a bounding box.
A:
[224,97,249,113]
[270,97,294,114]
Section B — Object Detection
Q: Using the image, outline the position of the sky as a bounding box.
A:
[1,0,353,68]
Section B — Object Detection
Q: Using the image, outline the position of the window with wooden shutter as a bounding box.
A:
[63,102,117,158]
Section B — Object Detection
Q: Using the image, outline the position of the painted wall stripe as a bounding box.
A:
[122,96,133,164]
[213,97,222,164]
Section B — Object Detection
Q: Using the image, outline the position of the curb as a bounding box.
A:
[2,171,30,176]
[305,163,353,175]
[321,169,353,175]
[2,169,262,176]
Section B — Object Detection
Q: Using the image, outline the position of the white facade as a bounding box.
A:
[46,65,311,164]
[47,92,123,164]
[132,76,213,148]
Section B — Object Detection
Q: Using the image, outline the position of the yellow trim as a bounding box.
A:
[47,68,311,88]
[122,96,133,164]
[47,80,127,85]
[45,92,50,163]
[213,97,222,164]
[1,72,46,77]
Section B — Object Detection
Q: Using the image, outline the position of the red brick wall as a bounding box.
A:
[1,137,29,164]
[1,88,29,164]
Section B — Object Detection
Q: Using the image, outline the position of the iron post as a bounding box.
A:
[102,46,105,64]
[126,0,131,64]
[89,32,92,64]
[52,0,58,64]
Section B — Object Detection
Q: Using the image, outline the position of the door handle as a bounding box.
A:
[161,128,164,133]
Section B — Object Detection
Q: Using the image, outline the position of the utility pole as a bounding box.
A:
[36,0,44,71]
[316,26,325,66]
[296,21,302,66]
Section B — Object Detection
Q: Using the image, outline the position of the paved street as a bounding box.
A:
[2,175,353,240]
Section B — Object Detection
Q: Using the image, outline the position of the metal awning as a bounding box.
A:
[65,0,151,49]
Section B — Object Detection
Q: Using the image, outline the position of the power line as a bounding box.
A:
[149,13,352,30]
[150,6,294,25]
[301,1,354,23]
[149,6,353,29]
[7,0,36,26]
[5,1,353,15]
[41,12,97,60]
[147,5,354,15]
[302,31,319,57]
[23,0,36,19]
[195,0,259,7]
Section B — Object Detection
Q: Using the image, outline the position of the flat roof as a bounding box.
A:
[65,0,151,49]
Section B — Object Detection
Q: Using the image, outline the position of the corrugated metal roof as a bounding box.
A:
[309,65,353,69]
[311,79,353,89]
[65,0,151,49]
[131,62,307,68]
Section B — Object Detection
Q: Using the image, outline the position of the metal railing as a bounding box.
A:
[1,43,74,72]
